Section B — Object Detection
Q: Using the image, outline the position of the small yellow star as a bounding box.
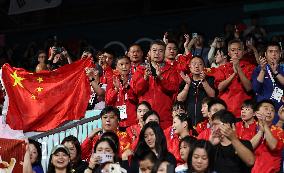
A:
[37,77,43,83]
[36,87,43,92]
[10,71,25,88]
[31,94,36,100]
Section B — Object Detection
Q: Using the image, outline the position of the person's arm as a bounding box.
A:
[270,61,284,85]
[217,73,236,92]
[208,38,218,65]
[23,142,34,173]
[86,68,105,97]
[256,56,267,83]
[177,72,191,101]
[250,130,264,149]
[263,122,278,150]
[235,61,252,92]
[276,105,284,128]
[90,81,105,97]
[183,34,191,55]
[81,129,101,161]
[200,72,215,97]
[130,68,149,97]
[220,124,255,166]
[48,47,56,61]
[177,83,190,101]
[274,73,284,86]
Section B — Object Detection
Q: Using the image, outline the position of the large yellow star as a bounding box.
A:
[10,71,25,88]
[37,77,43,83]
[36,87,43,92]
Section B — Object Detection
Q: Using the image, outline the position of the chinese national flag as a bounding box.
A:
[0,138,25,173]
[2,58,92,132]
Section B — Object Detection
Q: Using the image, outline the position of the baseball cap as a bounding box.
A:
[51,145,70,156]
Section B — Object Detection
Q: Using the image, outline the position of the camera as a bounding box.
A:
[54,47,63,54]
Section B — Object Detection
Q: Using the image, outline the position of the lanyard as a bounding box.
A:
[266,65,276,87]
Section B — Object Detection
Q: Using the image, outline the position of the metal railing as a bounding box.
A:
[31,114,102,172]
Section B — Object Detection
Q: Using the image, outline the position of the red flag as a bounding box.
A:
[2,58,92,132]
[0,138,25,173]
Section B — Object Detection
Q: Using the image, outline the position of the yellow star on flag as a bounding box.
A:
[10,71,25,88]
[31,94,36,100]
[37,77,43,83]
[36,87,43,92]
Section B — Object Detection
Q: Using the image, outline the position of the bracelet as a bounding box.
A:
[87,166,94,171]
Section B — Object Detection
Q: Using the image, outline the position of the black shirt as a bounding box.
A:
[213,140,253,173]
[179,76,215,126]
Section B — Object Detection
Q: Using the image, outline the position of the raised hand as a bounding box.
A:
[259,56,267,70]
[151,61,162,78]
[230,54,239,73]
[120,74,129,88]
[200,71,206,81]
[180,71,191,84]
[163,32,169,44]
[219,123,237,141]
[270,59,278,74]
[278,105,284,122]
[113,77,121,89]
[88,128,102,139]
[183,34,190,49]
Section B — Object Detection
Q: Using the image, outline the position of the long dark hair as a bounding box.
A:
[188,140,214,173]
[28,139,42,167]
[134,121,168,160]
[61,135,82,165]
[47,149,72,173]
[93,137,120,163]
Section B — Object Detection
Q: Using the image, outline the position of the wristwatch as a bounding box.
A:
[273,71,279,77]
[89,78,95,82]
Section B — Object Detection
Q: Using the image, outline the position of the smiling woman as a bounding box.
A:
[47,145,72,173]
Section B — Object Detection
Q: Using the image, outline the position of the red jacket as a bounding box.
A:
[165,54,192,75]
[131,63,180,129]
[105,71,138,127]
[214,60,255,117]
[252,125,284,173]
[235,120,257,140]
[100,65,113,84]
[126,124,141,150]
[164,127,183,165]
[195,119,210,134]
[81,130,132,161]
[197,128,211,140]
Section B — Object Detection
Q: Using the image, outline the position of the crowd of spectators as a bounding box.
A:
[2,17,284,173]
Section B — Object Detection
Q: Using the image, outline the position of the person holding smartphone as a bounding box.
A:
[85,137,119,173]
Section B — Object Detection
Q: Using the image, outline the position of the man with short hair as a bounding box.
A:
[252,42,284,123]
[251,100,284,173]
[215,39,255,117]
[81,106,131,160]
[131,40,179,129]
[210,110,255,173]
[197,97,227,140]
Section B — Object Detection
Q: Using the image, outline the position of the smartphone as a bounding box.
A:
[192,33,198,38]
[93,153,113,163]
